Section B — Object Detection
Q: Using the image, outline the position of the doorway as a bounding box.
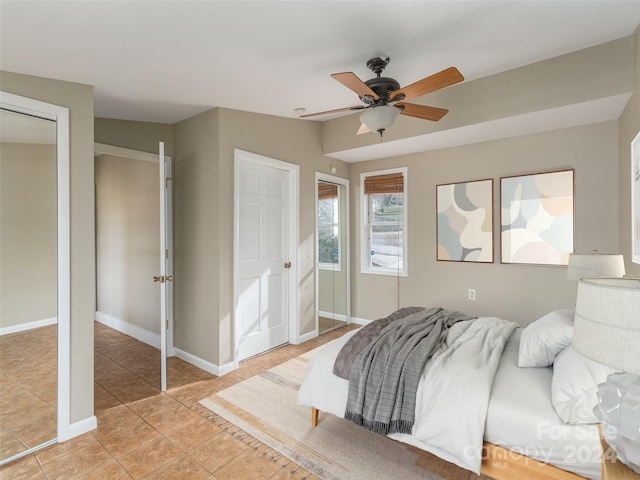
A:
[234,149,299,362]
[93,143,173,401]
[315,173,350,334]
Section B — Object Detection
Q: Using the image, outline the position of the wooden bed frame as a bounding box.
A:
[310,407,586,480]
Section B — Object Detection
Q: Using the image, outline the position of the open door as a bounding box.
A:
[154,142,173,391]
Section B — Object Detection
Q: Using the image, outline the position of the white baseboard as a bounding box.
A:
[95,311,160,349]
[297,329,318,344]
[318,311,348,323]
[58,415,97,442]
[173,347,235,377]
[350,316,372,326]
[0,317,57,336]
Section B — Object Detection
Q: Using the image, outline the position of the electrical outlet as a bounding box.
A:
[468,289,476,301]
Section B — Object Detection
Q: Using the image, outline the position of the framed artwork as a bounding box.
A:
[437,178,493,262]
[633,131,640,264]
[500,169,574,265]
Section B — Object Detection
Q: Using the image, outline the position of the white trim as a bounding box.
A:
[632,131,640,264]
[318,311,348,323]
[0,317,57,336]
[297,329,318,344]
[94,142,157,163]
[173,347,236,377]
[233,149,300,360]
[0,438,57,467]
[0,91,72,446]
[350,316,372,326]
[58,415,97,442]
[95,312,160,349]
[360,166,409,277]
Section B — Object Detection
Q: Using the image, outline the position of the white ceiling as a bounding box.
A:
[2,1,640,126]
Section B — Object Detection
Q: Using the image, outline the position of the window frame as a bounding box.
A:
[360,167,408,277]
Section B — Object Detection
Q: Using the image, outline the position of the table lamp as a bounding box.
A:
[572,277,640,474]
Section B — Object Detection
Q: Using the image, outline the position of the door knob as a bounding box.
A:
[165,275,173,282]
[284,262,291,269]
[153,276,162,283]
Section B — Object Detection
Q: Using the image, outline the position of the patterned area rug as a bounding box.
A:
[200,347,488,480]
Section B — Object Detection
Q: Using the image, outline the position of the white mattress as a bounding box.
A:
[485,328,600,480]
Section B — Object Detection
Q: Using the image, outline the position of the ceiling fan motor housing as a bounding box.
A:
[363,77,403,105]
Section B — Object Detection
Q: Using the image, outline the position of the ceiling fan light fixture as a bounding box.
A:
[359,105,400,137]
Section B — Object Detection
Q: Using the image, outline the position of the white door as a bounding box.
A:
[156,142,173,391]
[236,157,291,360]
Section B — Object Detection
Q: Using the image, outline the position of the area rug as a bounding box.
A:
[200,347,484,480]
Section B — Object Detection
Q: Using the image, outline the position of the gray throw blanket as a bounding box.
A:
[333,306,427,380]
[344,307,474,436]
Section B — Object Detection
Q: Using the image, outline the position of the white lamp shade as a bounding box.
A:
[359,106,400,133]
[566,253,625,281]
[573,277,640,374]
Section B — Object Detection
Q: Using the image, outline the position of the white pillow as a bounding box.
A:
[518,308,575,367]
[551,345,619,424]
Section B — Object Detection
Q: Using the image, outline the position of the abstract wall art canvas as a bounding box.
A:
[501,169,574,265]
[437,179,493,262]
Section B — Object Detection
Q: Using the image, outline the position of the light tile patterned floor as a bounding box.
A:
[0,322,357,479]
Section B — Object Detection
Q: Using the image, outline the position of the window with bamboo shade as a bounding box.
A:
[361,168,407,276]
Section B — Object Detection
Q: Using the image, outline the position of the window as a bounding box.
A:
[318,182,341,270]
[361,168,407,276]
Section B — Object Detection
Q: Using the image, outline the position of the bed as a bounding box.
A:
[298,307,605,480]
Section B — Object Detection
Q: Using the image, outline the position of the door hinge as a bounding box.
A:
[166,320,169,330]
[165,249,169,259]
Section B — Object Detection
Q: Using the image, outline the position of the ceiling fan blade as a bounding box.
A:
[299,105,367,118]
[331,72,379,100]
[397,103,449,121]
[391,67,464,102]
[356,123,370,135]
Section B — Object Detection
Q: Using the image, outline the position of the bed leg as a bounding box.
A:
[311,407,319,427]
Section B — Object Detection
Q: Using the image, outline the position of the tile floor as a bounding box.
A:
[0,325,58,461]
[1,322,358,479]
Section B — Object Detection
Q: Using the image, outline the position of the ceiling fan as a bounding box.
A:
[301,56,464,138]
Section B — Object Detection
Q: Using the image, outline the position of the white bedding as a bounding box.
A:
[298,316,516,474]
[485,329,600,479]
[297,320,601,479]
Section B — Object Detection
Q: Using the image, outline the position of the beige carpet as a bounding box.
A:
[200,348,489,480]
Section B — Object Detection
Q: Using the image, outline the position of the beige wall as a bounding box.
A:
[172,107,349,367]
[0,143,57,328]
[619,26,640,277]
[216,108,350,364]
[349,121,619,326]
[1,71,95,425]
[95,154,160,337]
[95,117,174,156]
[173,109,221,365]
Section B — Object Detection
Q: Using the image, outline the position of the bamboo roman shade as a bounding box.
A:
[318,183,338,199]
[364,173,404,194]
